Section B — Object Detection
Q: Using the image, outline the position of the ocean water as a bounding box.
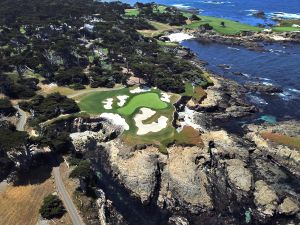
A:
[181,41,300,121]
[121,0,300,122]
[123,0,300,26]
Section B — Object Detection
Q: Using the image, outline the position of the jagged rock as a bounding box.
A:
[95,189,108,225]
[244,82,283,93]
[168,216,189,225]
[106,143,161,204]
[278,197,300,216]
[245,122,300,174]
[254,180,279,217]
[158,146,213,213]
[225,159,253,192]
[70,130,106,152]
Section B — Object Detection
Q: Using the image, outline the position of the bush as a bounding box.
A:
[70,160,91,179]
[0,97,16,116]
[40,195,65,219]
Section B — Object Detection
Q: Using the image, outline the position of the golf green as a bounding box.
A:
[117,93,168,116]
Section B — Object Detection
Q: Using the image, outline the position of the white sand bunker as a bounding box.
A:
[177,106,204,132]
[102,98,113,109]
[130,86,151,94]
[168,33,194,43]
[160,92,171,103]
[100,113,129,130]
[134,108,168,135]
[117,95,129,107]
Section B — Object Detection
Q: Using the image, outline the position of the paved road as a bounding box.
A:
[13,105,27,131]
[53,167,85,225]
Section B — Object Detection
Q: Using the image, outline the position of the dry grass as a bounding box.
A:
[261,132,300,150]
[0,166,73,225]
[175,126,204,147]
[138,21,179,37]
[0,178,54,225]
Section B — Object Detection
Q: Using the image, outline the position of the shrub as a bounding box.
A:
[70,160,91,179]
[40,195,65,219]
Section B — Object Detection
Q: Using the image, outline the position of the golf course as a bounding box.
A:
[77,85,204,151]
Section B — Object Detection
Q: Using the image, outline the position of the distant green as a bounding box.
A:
[117,92,168,116]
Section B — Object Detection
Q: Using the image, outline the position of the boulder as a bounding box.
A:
[254,180,279,217]
[225,159,253,192]
[278,197,300,216]
[168,216,189,225]
[158,146,213,213]
[244,82,283,93]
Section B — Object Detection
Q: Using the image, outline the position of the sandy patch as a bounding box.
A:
[160,92,171,103]
[177,107,204,132]
[100,113,129,130]
[130,86,151,94]
[168,33,194,42]
[117,95,129,107]
[102,98,113,109]
[134,108,168,135]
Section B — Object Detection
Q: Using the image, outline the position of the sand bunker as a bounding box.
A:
[102,98,113,109]
[117,95,129,107]
[160,92,171,103]
[168,33,194,42]
[130,86,151,94]
[100,113,129,130]
[177,106,205,132]
[134,108,168,135]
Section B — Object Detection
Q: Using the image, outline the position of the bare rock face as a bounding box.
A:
[254,180,279,217]
[245,122,300,174]
[70,130,106,152]
[278,197,300,216]
[95,189,108,225]
[106,143,162,205]
[225,159,253,192]
[168,216,189,225]
[158,146,213,213]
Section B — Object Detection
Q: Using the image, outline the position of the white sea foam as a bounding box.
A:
[248,95,268,105]
[227,46,240,51]
[202,1,231,5]
[172,4,190,9]
[288,88,300,94]
[270,12,300,19]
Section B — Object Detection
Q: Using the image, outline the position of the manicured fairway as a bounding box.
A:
[117,93,168,116]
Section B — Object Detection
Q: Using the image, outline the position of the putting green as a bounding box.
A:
[117,93,168,116]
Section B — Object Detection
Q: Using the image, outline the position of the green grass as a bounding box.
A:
[185,15,261,35]
[78,88,130,114]
[117,93,168,116]
[125,8,140,17]
[261,132,300,150]
[182,83,194,97]
[272,26,300,32]
[126,5,262,35]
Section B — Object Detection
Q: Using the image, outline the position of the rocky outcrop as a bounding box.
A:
[254,180,279,217]
[278,197,300,216]
[95,189,108,225]
[191,30,300,51]
[225,159,253,192]
[197,76,257,119]
[245,121,300,174]
[158,146,213,213]
[101,143,162,205]
[244,82,283,93]
[168,216,189,225]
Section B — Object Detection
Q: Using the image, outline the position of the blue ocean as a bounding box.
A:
[123,0,300,26]
[122,0,300,123]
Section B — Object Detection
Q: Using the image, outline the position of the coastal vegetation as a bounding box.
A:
[261,132,300,150]
[39,194,65,219]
